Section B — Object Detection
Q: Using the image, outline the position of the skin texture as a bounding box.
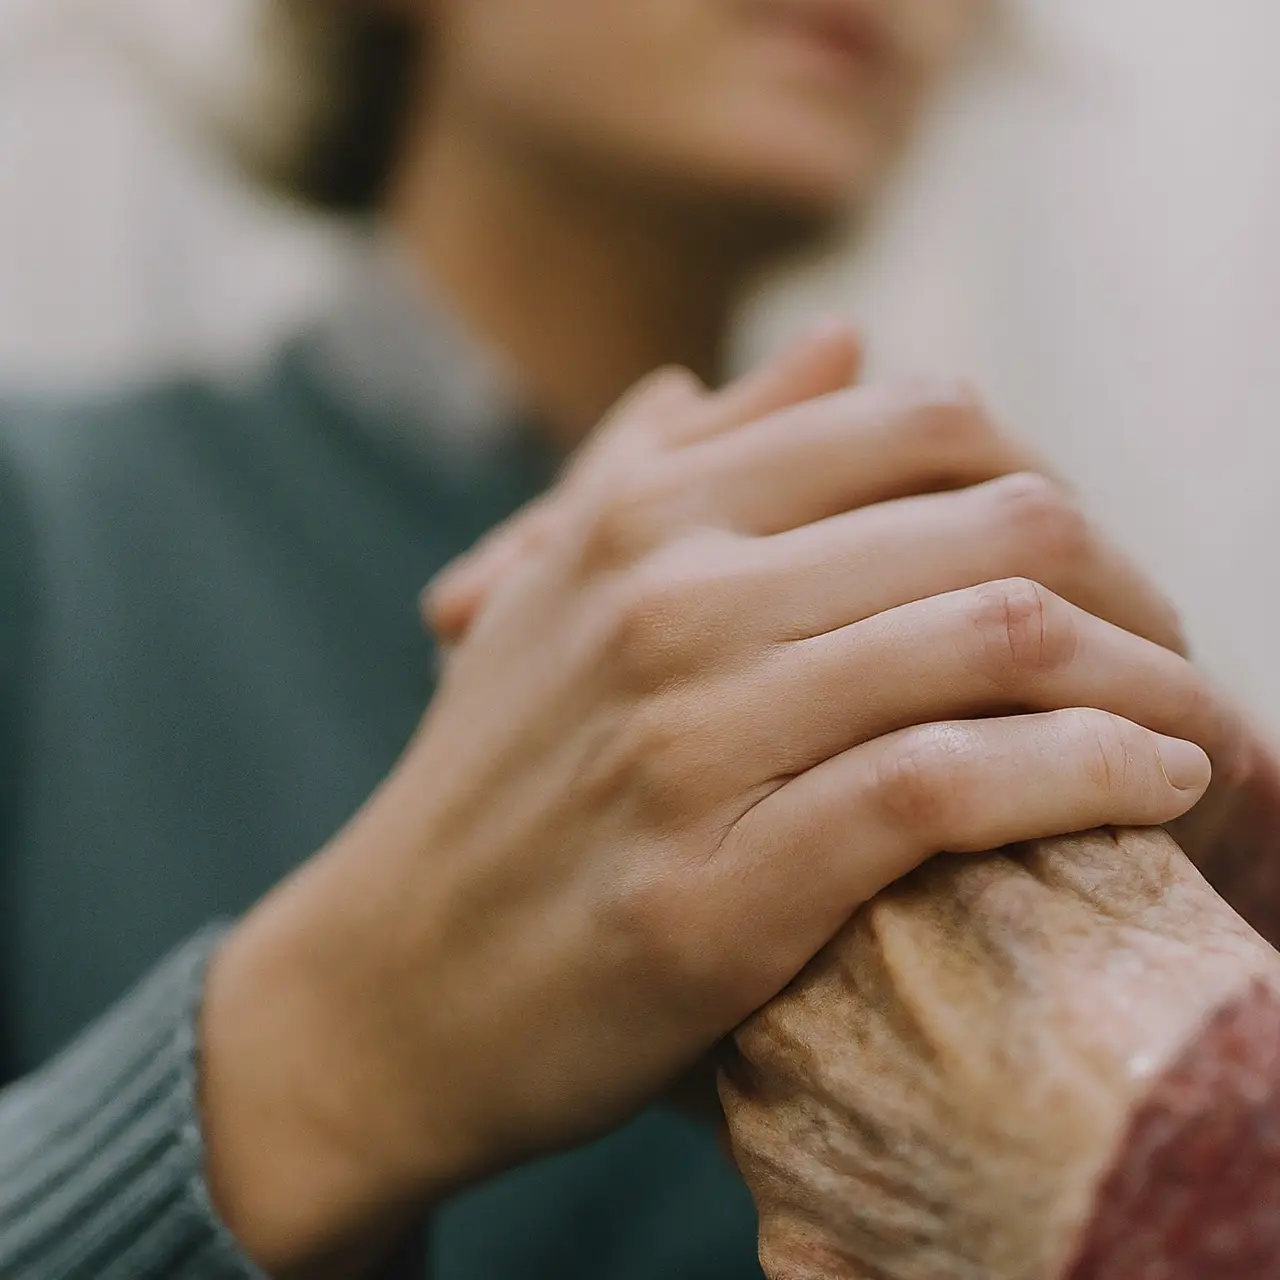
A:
[202,336,1229,1277]
[720,826,1280,1280]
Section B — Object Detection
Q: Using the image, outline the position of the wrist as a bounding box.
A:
[199,823,482,1276]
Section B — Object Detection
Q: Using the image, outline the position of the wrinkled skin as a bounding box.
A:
[721,826,1280,1280]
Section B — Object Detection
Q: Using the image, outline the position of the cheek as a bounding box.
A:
[897,0,986,71]
[450,4,768,175]
[449,0,719,122]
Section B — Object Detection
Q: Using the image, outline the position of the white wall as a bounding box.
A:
[3,0,1280,728]
[0,0,345,389]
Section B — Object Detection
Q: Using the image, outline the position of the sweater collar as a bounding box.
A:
[305,230,533,470]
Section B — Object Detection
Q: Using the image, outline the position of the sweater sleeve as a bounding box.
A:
[0,434,265,1280]
[0,929,268,1280]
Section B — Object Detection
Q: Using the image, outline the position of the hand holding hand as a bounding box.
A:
[200,332,1221,1277]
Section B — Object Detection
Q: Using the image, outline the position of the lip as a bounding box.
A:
[748,0,891,74]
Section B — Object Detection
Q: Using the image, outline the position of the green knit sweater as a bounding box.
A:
[0,335,762,1278]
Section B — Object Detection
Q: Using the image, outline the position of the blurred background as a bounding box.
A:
[2,0,1279,725]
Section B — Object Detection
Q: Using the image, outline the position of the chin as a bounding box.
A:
[741,145,884,218]
[686,118,893,232]
[565,100,897,246]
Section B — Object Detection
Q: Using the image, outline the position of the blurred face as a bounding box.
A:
[425,0,983,221]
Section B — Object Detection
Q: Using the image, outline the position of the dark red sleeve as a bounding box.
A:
[1066,980,1280,1280]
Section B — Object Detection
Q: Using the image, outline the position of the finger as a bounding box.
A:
[575,365,710,474]
[745,472,1185,652]
[724,579,1228,781]
[666,323,863,447]
[424,334,861,641]
[425,368,708,640]
[424,498,559,642]
[730,709,1210,960]
[677,379,1053,536]
[600,364,709,433]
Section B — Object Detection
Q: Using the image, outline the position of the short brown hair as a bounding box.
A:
[248,2,422,213]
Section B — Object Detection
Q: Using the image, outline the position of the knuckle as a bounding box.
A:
[871,726,970,836]
[600,537,741,688]
[579,460,711,574]
[897,377,996,455]
[605,365,704,432]
[968,577,1077,684]
[581,475,664,571]
[595,366,709,459]
[1068,708,1138,796]
[639,363,704,402]
[989,472,1090,573]
[602,567,689,686]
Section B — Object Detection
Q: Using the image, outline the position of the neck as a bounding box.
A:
[388,114,799,446]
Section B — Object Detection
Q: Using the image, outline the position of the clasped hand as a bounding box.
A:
[204,328,1254,1276]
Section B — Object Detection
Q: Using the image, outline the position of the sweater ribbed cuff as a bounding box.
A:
[0,926,267,1280]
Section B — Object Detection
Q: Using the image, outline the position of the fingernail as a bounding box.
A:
[1157,735,1212,791]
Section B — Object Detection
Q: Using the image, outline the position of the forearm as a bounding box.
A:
[198,821,490,1280]
[199,879,421,1279]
